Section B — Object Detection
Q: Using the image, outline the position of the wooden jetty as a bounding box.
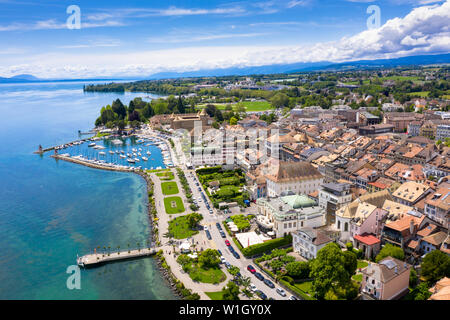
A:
[77,247,161,268]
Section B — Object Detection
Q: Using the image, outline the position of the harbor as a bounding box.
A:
[39,132,175,171]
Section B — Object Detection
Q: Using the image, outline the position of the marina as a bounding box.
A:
[43,134,175,171]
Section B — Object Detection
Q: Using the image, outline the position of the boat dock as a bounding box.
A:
[34,138,92,155]
[77,247,161,268]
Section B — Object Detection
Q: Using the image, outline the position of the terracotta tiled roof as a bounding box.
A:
[354,233,380,246]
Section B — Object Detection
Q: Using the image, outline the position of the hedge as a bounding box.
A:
[196,166,222,175]
[241,234,292,257]
[279,279,315,300]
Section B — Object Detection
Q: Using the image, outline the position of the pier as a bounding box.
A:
[77,247,161,268]
[34,138,92,155]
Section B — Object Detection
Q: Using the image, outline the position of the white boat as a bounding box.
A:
[127,158,135,163]
[132,148,137,152]
[99,152,106,156]
[147,151,151,155]
[134,158,140,162]
[109,151,115,155]
[88,143,96,147]
[138,148,142,151]
[138,152,142,156]
[120,155,126,159]
[142,157,148,161]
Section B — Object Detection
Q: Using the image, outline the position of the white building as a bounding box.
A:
[436,124,450,141]
[293,227,333,260]
[256,193,326,238]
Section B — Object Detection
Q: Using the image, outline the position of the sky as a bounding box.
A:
[0,0,448,78]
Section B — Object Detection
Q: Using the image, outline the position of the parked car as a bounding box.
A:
[205,230,212,240]
[225,240,230,246]
[220,257,226,264]
[225,262,231,269]
[254,272,264,281]
[233,251,240,259]
[228,246,235,254]
[249,283,257,292]
[247,265,256,273]
[289,295,298,300]
[264,279,275,288]
[220,231,226,238]
[216,222,221,229]
[217,249,222,256]
[203,226,208,231]
[255,290,267,300]
[276,288,286,297]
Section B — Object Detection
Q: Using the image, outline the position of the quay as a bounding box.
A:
[77,247,161,268]
[34,138,92,155]
[51,154,137,173]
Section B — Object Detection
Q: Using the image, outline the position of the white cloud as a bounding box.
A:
[0,1,449,78]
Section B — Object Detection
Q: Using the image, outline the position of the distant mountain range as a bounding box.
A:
[1,53,449,83]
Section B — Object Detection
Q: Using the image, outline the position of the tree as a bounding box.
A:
[187,212,203,229]
[112,98,127,119]
[198,249,220,269]
[375,244,405,262]
[177,96,185,114]
[142,103,155,119]
[343,250,358,276]
[229,117,238,125]
[204,104,217,117]
[222,281,240,300]
[409,268,418,288]
[421,250,450,283]
[270,259,284,272]
[310,243,351,299]
[270,93,289,108]
[285,261,310,279]
[214,109,224,122]
[128,110,141,122]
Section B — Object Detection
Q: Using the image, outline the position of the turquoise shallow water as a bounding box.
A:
[0,81,177,299]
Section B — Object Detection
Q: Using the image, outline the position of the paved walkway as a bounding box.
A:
[150,170,230,300]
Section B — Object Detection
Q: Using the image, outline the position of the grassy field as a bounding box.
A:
[407,91,429,97]
[164,196,185,214]
[205,291,225,300]
[161,181,179,195]
[168,215,197,238]
[197,100,274,112]
[188,265,226,284]
[156,171,174,180]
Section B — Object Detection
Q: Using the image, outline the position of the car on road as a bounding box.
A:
[255,290,267,300]
[205,230,212,240]
[228,246,235,254]
[254,272,264,281]
[289,295,298,300]
[216,223,221,229]
[232,251,240,259]
[276,288,286,297]
[203,226,208,231]
[225,240,230,246]
[220,231,226,238]
[217,249,222,256]
[220,257,226,264]
[264,279,275,288]
[247,265,256,273]
[249,284,257,292]
[224,262,231,269]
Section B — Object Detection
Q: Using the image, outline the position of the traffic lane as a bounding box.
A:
[209,226,285,300]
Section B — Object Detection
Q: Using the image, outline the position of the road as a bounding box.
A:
[183,169,291,300]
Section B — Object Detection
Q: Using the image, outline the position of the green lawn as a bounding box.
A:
[294,281,313,295]
[161,181,179,195]
[189,265,226,284]
[352,274,363,282]
[168,215,197,238]
[156,171,174,180]
[205,291,225,300]
[407,91,429,97]
[164,196,185,214]
[357,260,369,269]
[197,100,274,112]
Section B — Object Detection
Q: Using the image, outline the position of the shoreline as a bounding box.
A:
[52,151,186,299]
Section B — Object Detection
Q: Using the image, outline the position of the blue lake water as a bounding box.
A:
[0,81,177,299]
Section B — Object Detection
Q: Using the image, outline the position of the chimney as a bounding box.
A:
[410,219,415,235]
